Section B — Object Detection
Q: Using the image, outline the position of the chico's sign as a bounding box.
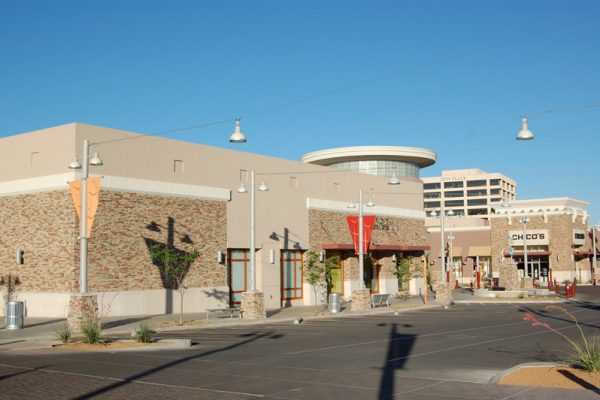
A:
[509,229,549,245]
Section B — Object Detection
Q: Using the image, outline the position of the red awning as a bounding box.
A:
[320,243,429,252]
[573,250,593,256]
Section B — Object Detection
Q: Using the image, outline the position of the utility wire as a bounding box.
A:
[94,13,600,147]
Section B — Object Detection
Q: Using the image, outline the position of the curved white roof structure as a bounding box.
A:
[301,146,437,178]
[301,146,437,167]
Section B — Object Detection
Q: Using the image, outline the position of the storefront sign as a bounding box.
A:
[573,229,586,246]
[374,218,390,231]
[509,229,549,246]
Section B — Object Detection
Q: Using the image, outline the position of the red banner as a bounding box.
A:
[346,216,376,254]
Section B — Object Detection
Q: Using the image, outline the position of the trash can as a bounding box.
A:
[328,293,341,313]
[5,301,24,330]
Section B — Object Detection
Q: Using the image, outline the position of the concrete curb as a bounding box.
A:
[452,299,567,305]
[50,338,193,352]
[489,362,570,384]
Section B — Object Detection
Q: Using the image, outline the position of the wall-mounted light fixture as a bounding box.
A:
[16,250,24,265]
[217,251,225,264]
[391,254,397,263]
[319,251,325,262]
[269,249,275,264]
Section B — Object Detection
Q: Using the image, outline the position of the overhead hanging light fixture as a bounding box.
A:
[229,118,247,143]
[516,116,534,140]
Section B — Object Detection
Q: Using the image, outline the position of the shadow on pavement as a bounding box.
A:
[558,368,600,392]
[378,323,416,399]
[73,330,281,399]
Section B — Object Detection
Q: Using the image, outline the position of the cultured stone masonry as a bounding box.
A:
[67,293,98,335]
[241,291,266,320]
[522,277,534,289]
[434,282,453,302]
[499,262,520,291]
[351,288,372,311]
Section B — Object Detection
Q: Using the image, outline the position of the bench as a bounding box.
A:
[371,293,390,308]
[205,307,241,320]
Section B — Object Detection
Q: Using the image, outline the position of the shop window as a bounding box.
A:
[228,249,250,305]
[281,250,303,300]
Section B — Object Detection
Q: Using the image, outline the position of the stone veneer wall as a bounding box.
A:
[89,190,228,292]
[0,189,228,295]
[490,214,590,275]
[0,190,78,292]
[308,209,427,291]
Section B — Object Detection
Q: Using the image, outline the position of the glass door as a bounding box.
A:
[228,249,250,305]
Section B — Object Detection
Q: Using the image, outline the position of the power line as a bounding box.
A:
[95,13,600,147]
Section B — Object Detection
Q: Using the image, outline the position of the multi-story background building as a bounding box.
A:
[422,169,516,217]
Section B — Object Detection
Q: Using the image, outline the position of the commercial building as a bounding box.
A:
[426,198,596,286]
[422,169,516,217]
[0,123,433,317]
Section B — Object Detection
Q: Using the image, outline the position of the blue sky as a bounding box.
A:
[1,0,599,223]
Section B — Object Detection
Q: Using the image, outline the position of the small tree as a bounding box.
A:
[303,251,339,314]
[149,245,200,325]
[394,256,418,294]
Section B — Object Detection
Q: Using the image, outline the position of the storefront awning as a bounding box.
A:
[320,243,429,252]
[573,250,593,256]
[468,246,491,257]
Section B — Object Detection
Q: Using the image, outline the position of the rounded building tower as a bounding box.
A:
[300,146,437,178]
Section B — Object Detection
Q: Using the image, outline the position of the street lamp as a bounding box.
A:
[429,206,454,283]
[229,118,247,143]
[347,190,375,289]
[237,170,268,292]
[68,139,103,293]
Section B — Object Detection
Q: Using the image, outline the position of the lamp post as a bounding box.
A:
[68,139,103,293]
[237,170,268,292]
[429,206,454,283]
[519,217,529,279]
[348,190,376,289]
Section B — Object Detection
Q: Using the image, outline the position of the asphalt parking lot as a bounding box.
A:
[0,288,599,399]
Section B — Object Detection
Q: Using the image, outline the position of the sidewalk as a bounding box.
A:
[0,289,569,352]
[0,294,435,351]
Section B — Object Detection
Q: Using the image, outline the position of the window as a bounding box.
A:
[281,250,303,300]
[490,188,501,195]
[467,198,487,206]
[424,192,440,199]
[468,208,488,215]
[424,182,441,190]
[445,200,464,207]
[445,190,463,198]
[467,180,486,187]
[451,209,465,216]
[424,201,441,208]
[491,198,501,203]
[467,189,487,196]
[173,160,184,173]
[444,181,464,188]
[229,249,250,305]
[490,179,501,186]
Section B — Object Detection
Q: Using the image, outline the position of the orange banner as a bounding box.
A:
[69,177,101,238]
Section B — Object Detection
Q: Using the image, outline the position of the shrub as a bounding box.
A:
[523,305,600,372]
[81,318,102,344]
[133,323,154,343]
[55,323,71,344]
